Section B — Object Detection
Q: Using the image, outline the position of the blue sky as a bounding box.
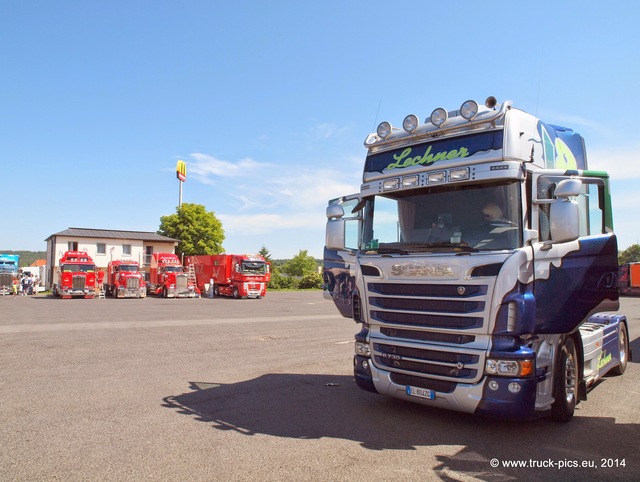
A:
[1,1,639,259]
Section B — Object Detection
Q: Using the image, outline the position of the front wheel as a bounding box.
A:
[550,337,578,422]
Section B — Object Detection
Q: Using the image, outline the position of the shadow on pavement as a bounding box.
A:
[163,372,638,479]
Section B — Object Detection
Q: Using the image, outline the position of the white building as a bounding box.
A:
[45,227,179,289]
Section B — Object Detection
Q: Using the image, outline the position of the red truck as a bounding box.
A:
[52,251,96,298]
[147,252,196,298]
[107,260,146,298]
[186,254,270,298]
[618,263,640,296]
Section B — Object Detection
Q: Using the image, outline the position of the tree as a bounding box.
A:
[158,203,224,258]
[259,246,273,263]
[281,250,318,277]
[619,244,640,265]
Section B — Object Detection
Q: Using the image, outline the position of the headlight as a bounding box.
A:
[355,341,371,357]
[377,121,392,139]
[485,358,533,377]
[402,114,419,133]
[430,107,448,127]
[460,100,479,120]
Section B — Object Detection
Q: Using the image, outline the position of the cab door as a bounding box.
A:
[532,174,619,334]
[323,194,361,319]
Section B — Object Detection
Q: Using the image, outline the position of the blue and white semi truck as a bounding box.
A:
[0,253,19,295]
[324,97,629,421]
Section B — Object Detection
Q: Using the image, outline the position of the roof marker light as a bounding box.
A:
[430,108,448,127]
[383,178,399,191]
[485,96,497,109]
[449,167,470,181]
[460,100,479,120]
[401,175,419,188]
[402,114,419,133]
[377,121,392,139]
[428,172,446,184]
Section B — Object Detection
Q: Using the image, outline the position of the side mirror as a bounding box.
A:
[549,179,581,242]
[326,202,345,220]
[326,201,346,250]
[554,178,582,197]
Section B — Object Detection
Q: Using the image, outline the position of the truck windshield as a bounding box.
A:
[361,181,521,253]
[119,265,138,272]
[241,261,267,274]
[164,266,183,273]
[62,264,95,272]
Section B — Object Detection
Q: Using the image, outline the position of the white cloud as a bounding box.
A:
[219,211,322,235]
[588,143,640,179]
[188,153,272,184]
[306,122,352,140]
[183,146,362,257]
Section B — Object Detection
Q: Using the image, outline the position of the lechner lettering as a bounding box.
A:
[386,145,470,171]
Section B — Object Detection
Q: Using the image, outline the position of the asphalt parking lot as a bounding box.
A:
[1,291,640,481]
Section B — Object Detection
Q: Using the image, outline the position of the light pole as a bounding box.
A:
[176,160,186,209]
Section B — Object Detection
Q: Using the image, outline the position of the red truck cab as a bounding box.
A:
[147,252,196,298]
[53,251,96,298]
[107,260,146,298]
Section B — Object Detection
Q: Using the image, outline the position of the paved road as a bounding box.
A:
[1,292,639,481]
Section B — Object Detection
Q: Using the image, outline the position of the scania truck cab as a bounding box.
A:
[324,97,629,421]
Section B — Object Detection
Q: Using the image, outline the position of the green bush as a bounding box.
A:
[269,272,295,290]
[298,272,323,289]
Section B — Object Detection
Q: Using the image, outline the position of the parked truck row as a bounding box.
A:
[50,251,270,299]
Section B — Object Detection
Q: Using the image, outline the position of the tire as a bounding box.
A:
[233,287,239,299]
[610,323,629,376]
[163,286,168,298]
[551,337,578,422]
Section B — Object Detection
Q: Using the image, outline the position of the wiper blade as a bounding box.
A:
[414,243,479,253]
[376,247,409,255]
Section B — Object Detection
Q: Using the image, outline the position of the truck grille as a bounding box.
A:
[126,278,140,290]
[72,275,86,290]
[0,273,13,286]
[175,274,188,290]
[367,281,488,384]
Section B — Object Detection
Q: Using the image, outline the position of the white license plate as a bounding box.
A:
[406,386,435,400]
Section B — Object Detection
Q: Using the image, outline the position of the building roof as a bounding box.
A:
[30,259,47,267]
[45,228,179,243]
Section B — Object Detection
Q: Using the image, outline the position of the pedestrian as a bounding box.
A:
[12,279,17,298]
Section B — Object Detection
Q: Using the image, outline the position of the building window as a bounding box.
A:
[68,241,78,251]
[97,243,106,255]
[144,246,153,266]
[123,244,132,256]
